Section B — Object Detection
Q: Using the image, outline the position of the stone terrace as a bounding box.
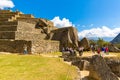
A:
[0,10,59,54]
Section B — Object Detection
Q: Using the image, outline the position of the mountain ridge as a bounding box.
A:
[111,33,120,43]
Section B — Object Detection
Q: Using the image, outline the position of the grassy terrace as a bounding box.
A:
[0,53,78,80]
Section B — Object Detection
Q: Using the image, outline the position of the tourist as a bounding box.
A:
[78,46,84,56]
[101,47,105,56]
[62,47,65,52]
[105,47,109,55]
[23,44,28,54]
[68,47,75,56]
[97,47,101,55]
[91,45,96,54]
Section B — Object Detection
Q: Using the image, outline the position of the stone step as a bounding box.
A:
[20,14,34,18]
[0,12,21,15]
[0,25,17,31]
[17,17,34,19]
[0,15,18,21]
[0,25,17,27]
[0,21,18,25]
[0,10,11,13]
[0,13,20,17]
[0,19,14,21]
[0,16,12,18]
[0,18,9,21]
[0,31,15,39]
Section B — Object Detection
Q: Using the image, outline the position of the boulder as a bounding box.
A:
[50,27,79,50]
[72,58,90,71]
[79,37,90,50]
[89,55,119,80]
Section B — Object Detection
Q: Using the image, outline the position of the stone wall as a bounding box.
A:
[0,32,15,39]
[31,40,60,54]
[15,21,47,41]
[0,25,17,31]
[0,40,31,53]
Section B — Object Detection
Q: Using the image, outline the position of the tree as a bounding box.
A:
[96,38,109,48]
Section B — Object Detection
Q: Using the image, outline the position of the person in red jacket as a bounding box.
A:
[105,47,109,55]
[97,47,101,55]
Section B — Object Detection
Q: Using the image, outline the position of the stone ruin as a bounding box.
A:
[71,55,120,80]
[1,10,119,54]
[0,10,79,54]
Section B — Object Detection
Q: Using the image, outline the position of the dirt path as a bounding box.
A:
[81,51,117,57]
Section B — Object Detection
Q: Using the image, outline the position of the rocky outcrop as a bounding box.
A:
[108,44,120,52]
[89,55,119,80]
[50,27,79,50]
[105,57,120,77]
[71,56,120,80]
[111,33,120,44]
[79,37,90,50]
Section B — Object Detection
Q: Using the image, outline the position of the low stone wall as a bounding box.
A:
[31,40,60,54]
[0,40,31,53]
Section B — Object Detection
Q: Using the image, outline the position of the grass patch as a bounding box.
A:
[0,54,78,80]
[42,52,62,56]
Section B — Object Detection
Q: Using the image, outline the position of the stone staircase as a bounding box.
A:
[0,10,59,54]
[0,10,32,53]
[0,10,20,21]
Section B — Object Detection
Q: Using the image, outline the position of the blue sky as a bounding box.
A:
[0,0,120,41]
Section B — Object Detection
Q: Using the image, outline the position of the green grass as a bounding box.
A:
[0,54,78,80]
[42,52,62,56]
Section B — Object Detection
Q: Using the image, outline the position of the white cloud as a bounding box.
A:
[51,16,74,27]
[0,0,14,9]
[78,26,120,38]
